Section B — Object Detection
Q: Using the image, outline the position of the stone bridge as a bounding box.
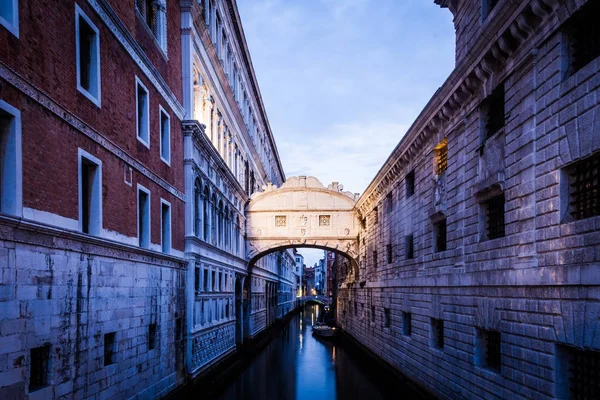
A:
[246,176,360,268]
[298,295,332,307]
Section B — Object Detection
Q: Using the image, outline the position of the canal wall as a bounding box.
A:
[0,219,186,400]
[345,1,600,399]
[166,304,302,400]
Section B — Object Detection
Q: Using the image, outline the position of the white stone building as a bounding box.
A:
[180,0,293,377]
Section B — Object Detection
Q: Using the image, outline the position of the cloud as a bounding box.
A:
[297,248,326,268]
[237,0,455,196]
[277,119,408,194]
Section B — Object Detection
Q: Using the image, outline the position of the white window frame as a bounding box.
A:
[135,76,150,148]
[77,148,102,235]
[0,0,19,38]
[136,0,168,55]
[159,105,170,166]
[75,5,101,107]
[137,183,151,248]
[0,100,22,217]
[160,198,171,254]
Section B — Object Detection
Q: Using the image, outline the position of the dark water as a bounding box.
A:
[213,304,426,400]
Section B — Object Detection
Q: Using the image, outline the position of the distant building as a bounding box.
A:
[314,256,326,295]
[325,251,335,297]
[294,251,305,297]
[303,267,315,296]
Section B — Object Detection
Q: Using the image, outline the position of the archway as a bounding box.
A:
[246,176,360,266]
[236,176,361,346]
[239,243,358,346]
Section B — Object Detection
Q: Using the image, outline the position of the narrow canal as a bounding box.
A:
[204,303,426,400]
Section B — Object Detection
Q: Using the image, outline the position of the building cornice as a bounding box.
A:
[225,0,286,183]
[0,214,186,268]
[183,1,278,185]
[356,0,560,216]
[183,120,249,205]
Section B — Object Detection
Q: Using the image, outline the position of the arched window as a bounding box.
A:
[217,200,224,248]
[203,187,210,241]
[223,206,229,250]
[228,210,233,251]
[211,194,217,245]
[236,216,241,256]
[194,181,202,237]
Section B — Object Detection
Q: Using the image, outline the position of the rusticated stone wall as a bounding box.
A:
[0,221,186,400]
[341,1,600,399]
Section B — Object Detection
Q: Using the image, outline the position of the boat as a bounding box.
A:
[312,323,337,339]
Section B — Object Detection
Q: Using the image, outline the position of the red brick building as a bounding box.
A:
[1,1,187,398]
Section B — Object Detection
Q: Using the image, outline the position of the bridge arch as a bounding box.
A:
[245,176,361,269]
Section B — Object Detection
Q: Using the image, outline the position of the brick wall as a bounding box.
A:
[0,0,184,250]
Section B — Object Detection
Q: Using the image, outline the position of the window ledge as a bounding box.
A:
[0,14,19,38]
[136,135,150,148]
[77,85,101,108]
[134,9,169,61]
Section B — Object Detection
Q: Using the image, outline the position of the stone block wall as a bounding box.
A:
[343,1,600,399]
[0,220,186,400]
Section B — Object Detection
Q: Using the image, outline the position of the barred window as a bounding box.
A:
[558,346,600,400]
[148,324,157,350]
[319,215,331,226]
[402,312,412,336]
[484,194,505,240]
[435,139,448,175]
[384,308,391,328]
[477,329,501,372]
[567,152,600,220]
[385,191,393,213]
[275,215,287,227]
[136,0,158,36]
[482,84,505,140]
[405,235,414,260]
[406,170,415,198]
[431,318,444,349]
[29,345,50,391]
[434,218,447,252]
[104,332,116,366]
[562,1,600,78]
[372,250,377,268]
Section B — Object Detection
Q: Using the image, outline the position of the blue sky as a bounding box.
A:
[237,0,456,266]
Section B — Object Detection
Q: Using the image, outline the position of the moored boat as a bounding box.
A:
[312,324,337,339]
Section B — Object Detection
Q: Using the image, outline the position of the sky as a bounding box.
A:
[237,0,456,266]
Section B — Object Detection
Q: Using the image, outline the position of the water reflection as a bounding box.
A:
[213,304,425,400]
